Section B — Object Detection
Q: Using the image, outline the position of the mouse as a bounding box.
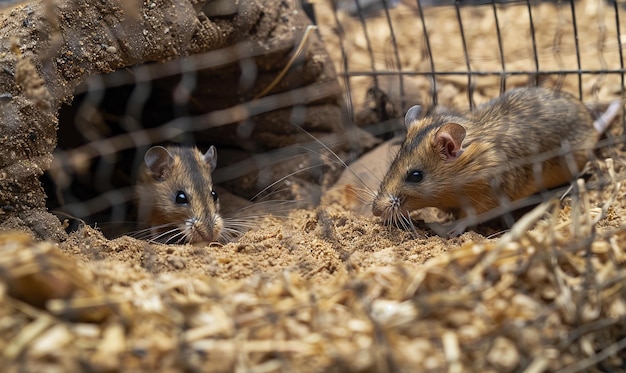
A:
[371,86,621,236]
[135,145,223,245]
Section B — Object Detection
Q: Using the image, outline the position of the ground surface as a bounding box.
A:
[1,0,625,371]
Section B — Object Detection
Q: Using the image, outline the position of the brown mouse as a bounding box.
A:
[372,86,621,236]
[135,145,223,244]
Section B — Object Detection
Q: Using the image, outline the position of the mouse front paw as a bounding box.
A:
[424,220,467,238]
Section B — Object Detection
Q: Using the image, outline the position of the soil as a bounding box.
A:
[0,0,625,371]
[1,0,357,240]
[0,0,622,311]
[60,206,465,287]
[55,138,626,291]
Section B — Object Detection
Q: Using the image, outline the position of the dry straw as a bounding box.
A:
[1,0,625,371]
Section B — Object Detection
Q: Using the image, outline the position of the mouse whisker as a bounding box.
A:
[249,164,325,202]
[220,226,246,234]
[384,212,395,228]
[220,227,253,238]
[174,229,194,245]
[175,230,190,245]
[219,219,259,241]
[486,229,509,239]
[290,122,380,198]
[219,227,245,241]
[385,208,416,236]
[293,144,365,180]
[403,212,419,238]
[249,187,304,204]
[149,226,184,244]
[394,212,408,231]
[230,200,304,218]
[121,227,150,238]
[219,218,263,240]
[348,186,377,204]
[222,220,260,229]
[124,224,174,240]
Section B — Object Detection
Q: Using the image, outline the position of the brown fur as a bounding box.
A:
[136,146,223,244]
[372,87,604,224]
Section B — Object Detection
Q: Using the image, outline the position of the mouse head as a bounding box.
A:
[138,145,223,244]
[144,145,218,181]
[372,105,470,220]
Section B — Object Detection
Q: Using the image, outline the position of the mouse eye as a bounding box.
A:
[406,170,424,183]
[175,191,189,205]
[211,190,218,202]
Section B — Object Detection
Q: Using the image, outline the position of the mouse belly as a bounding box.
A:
[503,153,590,203]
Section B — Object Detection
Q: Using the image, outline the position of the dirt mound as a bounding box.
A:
[0,0,625,371]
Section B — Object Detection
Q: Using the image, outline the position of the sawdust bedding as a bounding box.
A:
[2,165,626,371]
[1,0,626,372]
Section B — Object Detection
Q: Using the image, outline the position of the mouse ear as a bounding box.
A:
[404,105,422,129]
[144,146,174,180]
[203,146,218,171]
[433,123,466,160]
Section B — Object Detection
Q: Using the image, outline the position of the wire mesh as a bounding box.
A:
[0,0,625,371]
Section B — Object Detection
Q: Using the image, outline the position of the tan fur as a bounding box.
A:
[373,87,607,225]
[136,146,223,244]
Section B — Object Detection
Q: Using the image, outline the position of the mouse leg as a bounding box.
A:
[422,221,449,237]
[446,221,469,238]
[423,220,467,238]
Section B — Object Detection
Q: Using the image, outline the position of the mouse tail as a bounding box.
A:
[593,100,622,134]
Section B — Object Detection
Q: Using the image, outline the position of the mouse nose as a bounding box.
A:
[186,219,216,244]
[372,194,403,218]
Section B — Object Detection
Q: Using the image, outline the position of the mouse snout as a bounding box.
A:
[372,193,401,218]
[187,225,216,244]
[371,198,385,217]
[185,215,222,244]
[197,231,215,244]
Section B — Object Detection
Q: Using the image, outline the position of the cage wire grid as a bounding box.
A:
[18,0,626,230]
[0,0,625,371]
[317,0,626,227]
[41,6,353,235]
[50,38,345,228]
[327,0,626,111]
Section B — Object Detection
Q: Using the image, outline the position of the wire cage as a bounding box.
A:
[322,0,625,116]
[317,0,626,229]
[33,0,367,240]
[0,0,625,371]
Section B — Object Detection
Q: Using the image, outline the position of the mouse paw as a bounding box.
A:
[424,220,467,238]
[446,221,467,238]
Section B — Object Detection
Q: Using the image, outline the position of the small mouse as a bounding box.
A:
[135,145,223,244]
[372,87,621,236]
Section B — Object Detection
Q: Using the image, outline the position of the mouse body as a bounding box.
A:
[372,87,619,234]
[135,145,223,244]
